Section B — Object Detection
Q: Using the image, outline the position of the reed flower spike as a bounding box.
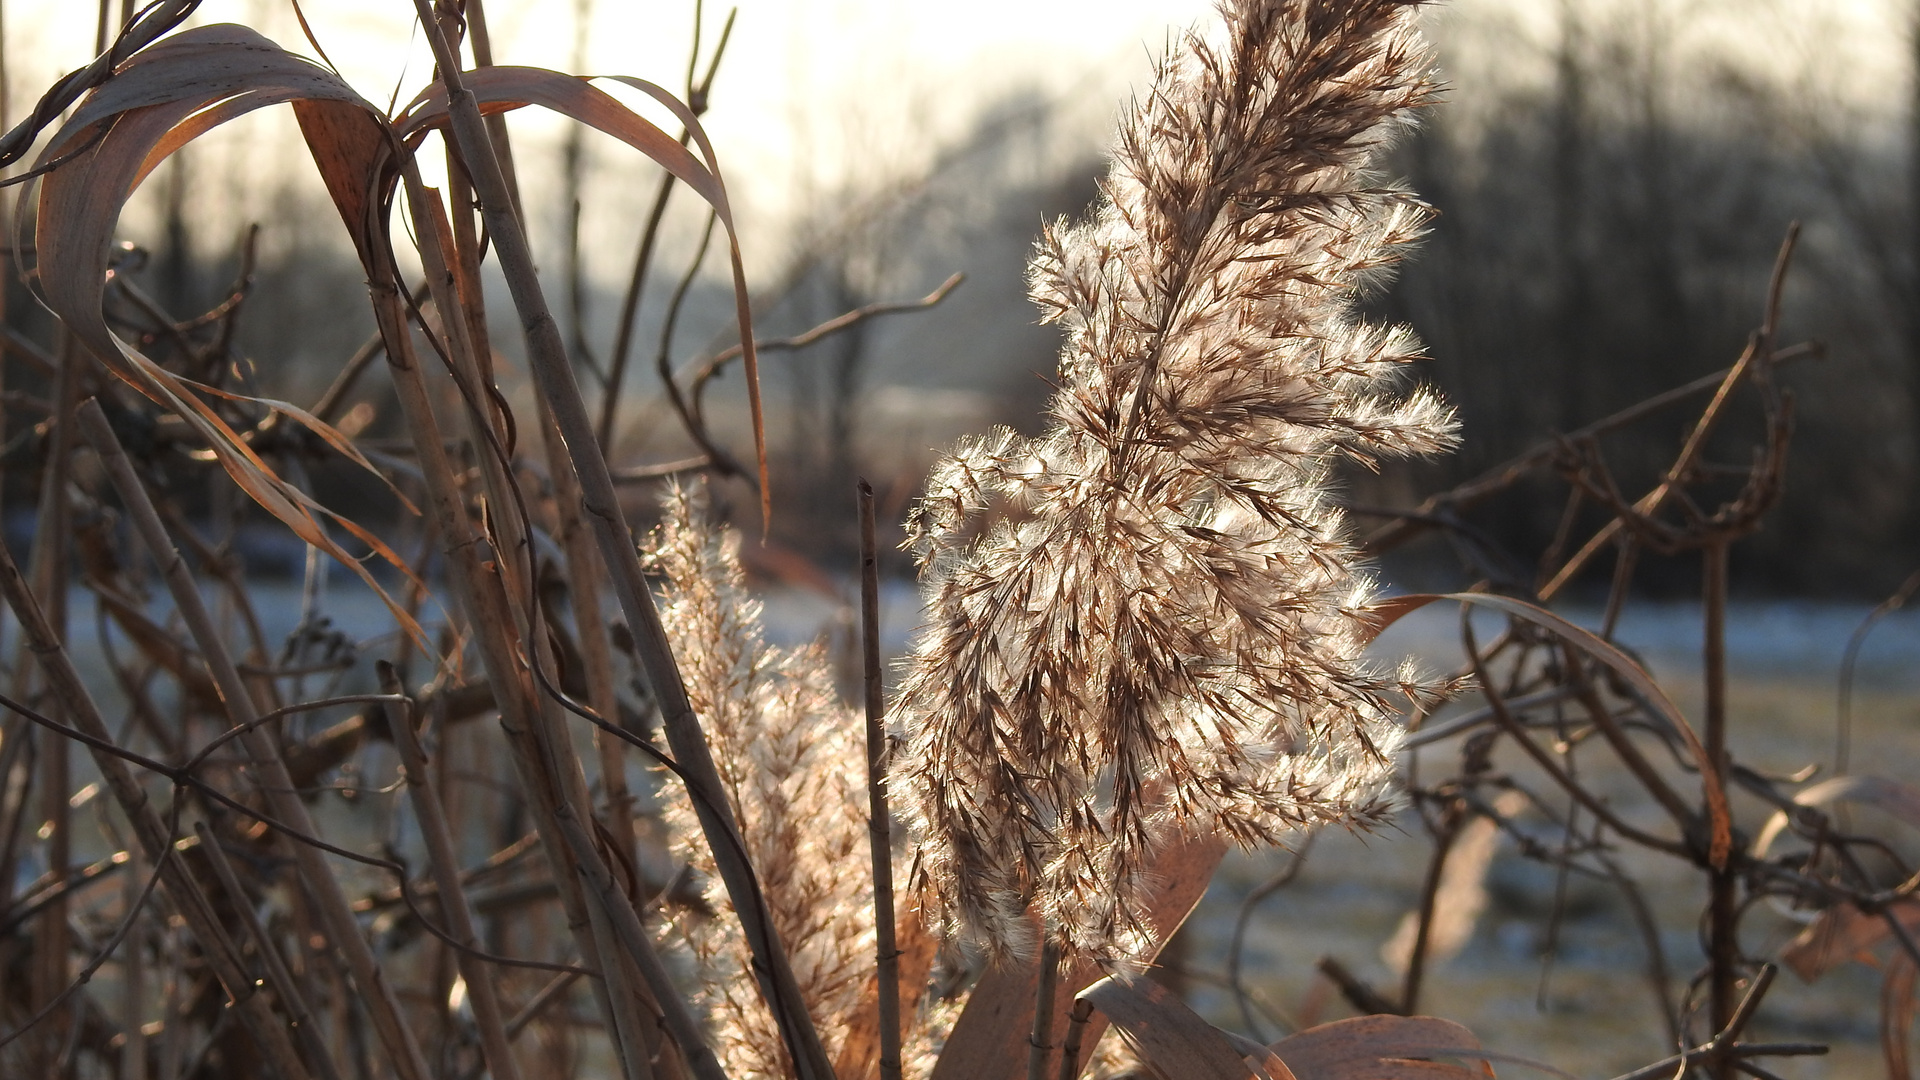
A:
[648,482,875,1078]
[893,0,1458,963]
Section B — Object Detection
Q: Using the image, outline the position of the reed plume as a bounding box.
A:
[648,482,875,1078]
[892,0,1457,963]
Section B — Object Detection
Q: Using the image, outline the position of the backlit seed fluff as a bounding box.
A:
[647,482,874,1079]
[892,0,1457,964]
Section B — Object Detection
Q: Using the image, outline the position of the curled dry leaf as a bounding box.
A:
[32,22,780,644]
[1078,975,1269,1080]
[1782,900,1920,983]
[1269,1015,1495,1080]
[1756,774,1920,982]
[398,65,769,522]
[30,23,430,643]
[1754,774,1920,858]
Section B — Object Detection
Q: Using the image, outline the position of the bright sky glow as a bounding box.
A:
[3,2,1211,258]
[0,0,1908,281]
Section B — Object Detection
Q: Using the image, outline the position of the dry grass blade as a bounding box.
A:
[397,64,770,524]
[1774,775,1920,832]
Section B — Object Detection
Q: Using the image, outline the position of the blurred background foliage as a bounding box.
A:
[11,0,1920,597]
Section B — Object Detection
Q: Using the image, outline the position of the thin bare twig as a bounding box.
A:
[79,398,434,1080]
[382,663,524,1080]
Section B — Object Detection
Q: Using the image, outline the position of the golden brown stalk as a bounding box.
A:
[378,178,683,1080]
[403,9,829,1073]
[894,0,1457,964]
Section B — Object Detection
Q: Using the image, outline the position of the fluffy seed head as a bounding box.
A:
[892,0,1456,963]
[648,482,874,1078]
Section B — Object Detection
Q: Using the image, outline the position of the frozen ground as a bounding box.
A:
[17,574,1918,1076]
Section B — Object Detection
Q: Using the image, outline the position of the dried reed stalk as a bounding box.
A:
[382,663,524,1080]
[404,10,834,1076]
[0,454,313,1080]
[77,399,435,1080]
[859,481,903,1080]
[370,186,686,1080]
[191,820,344,1080]
[895,0,1456,963]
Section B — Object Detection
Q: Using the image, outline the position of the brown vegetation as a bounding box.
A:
[0,3,1910,1080]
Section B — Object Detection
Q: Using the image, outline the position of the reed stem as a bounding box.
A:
[78,398,434,1080]
[404,6,830,1075]
[1027,939,1062,1080]
[1703,538,1736,1080]
[860,480,902,1080]
[0,439,313,1080]
[382,662,526,1080]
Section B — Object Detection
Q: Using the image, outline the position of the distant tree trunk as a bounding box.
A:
[1629,0,1690,384]
[1550,0,1589,435]
[825,268,872,492]
[1907,0,1920,551]
[1909,0,1920,413]
[564,0,596,378]
[161,151,193,317]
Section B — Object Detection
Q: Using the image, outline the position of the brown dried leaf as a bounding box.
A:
[1270,1016,1492,1080]
[834,902,940,1080]
[290,97,389,263]
[1079,975,1266,1080]
[62,24,348,133]
[1887,948,1917,1080]
[929,833,1227,1080]
[1755,774,1920,980]
[1782,899,1920,982]
[189,379,419,514]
